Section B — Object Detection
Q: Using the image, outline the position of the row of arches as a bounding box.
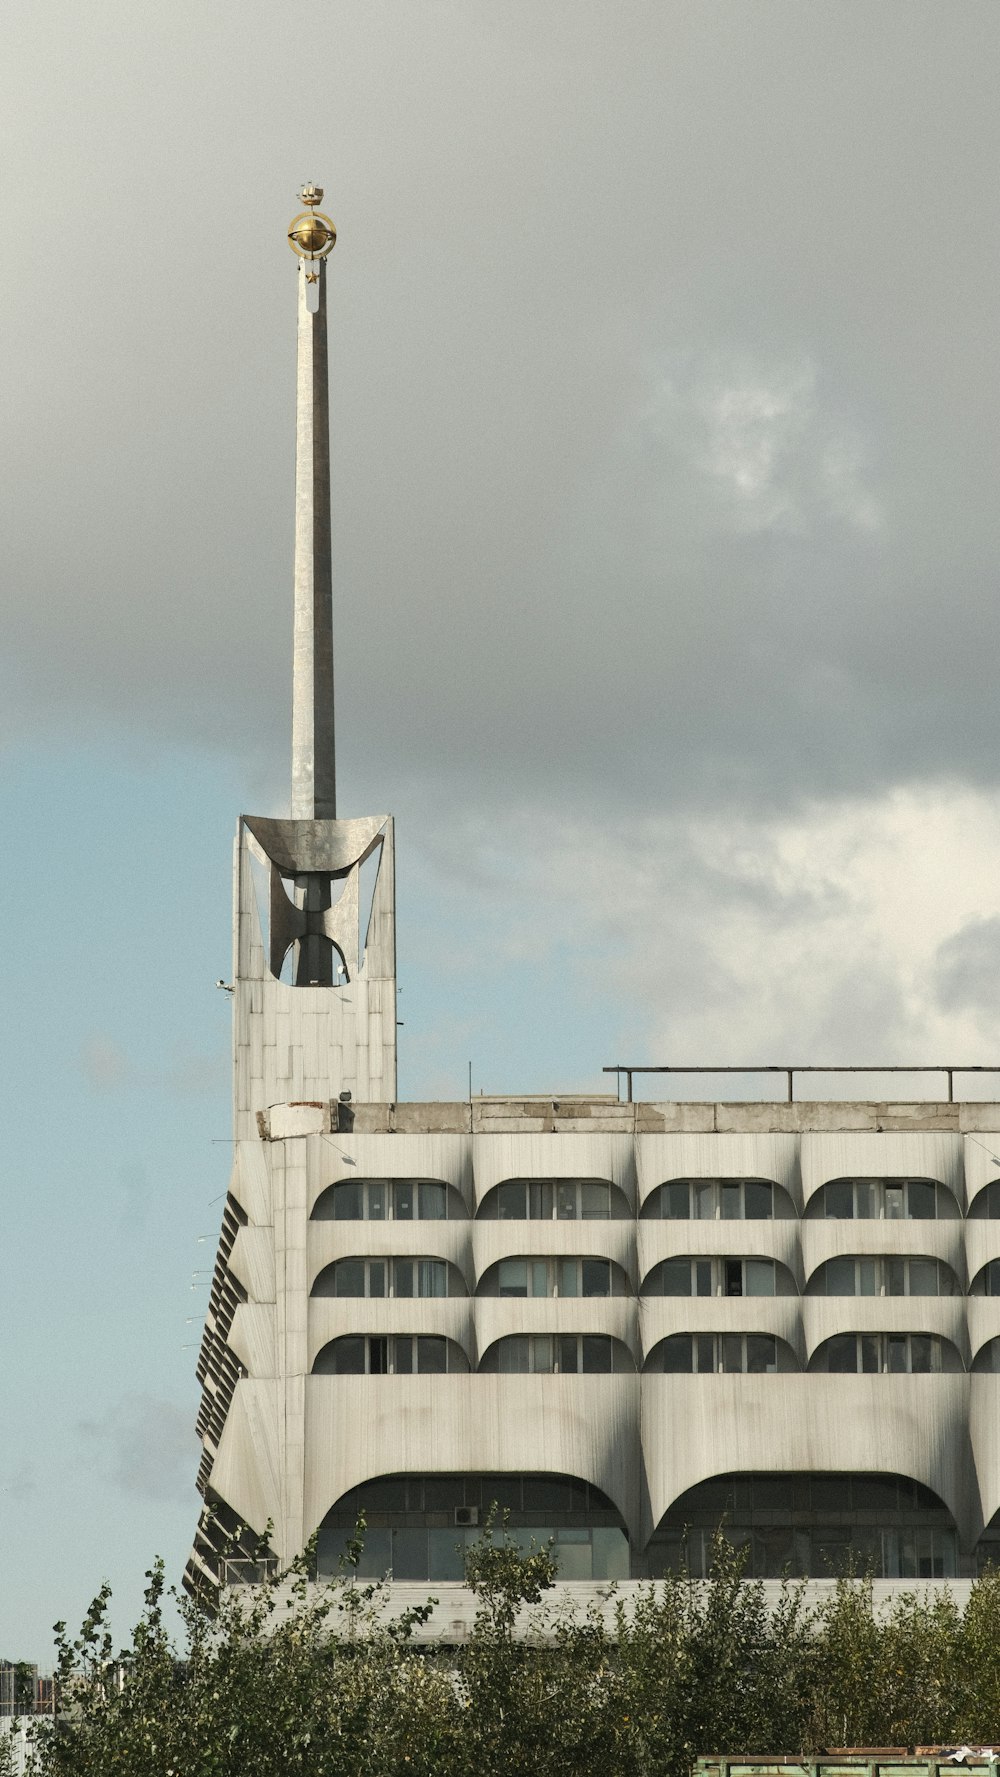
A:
[311,1330,1000,1374]
[312,1469,988,1585]
[313,1176,1000,1222]
[310,1252,1000,1297]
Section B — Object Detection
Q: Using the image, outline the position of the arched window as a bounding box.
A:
[642,1257,796,1298]
[808,1256,959,1296]
[641,1179,781,1220]
[316,1472,630,1582]
[477,1179,630,1220]
[479,1334,635,1374]
[312,1335,469,1375]
[311,1179,464,1221]
[972,1338,1000,1372]
[311,1258,465,1298]
[646,1333,798,1374]
[647,1471,958,1580]
[968,1181,1000,1218]
[476,1257,629,1298]
[969,1261,1000,1296]
[809,1178,954,1220]
[811,1333,963,1373]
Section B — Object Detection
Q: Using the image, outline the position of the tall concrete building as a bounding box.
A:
[186,192,1000,1599]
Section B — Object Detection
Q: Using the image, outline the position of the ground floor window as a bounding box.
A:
[317,1472,630,1582]
[647,1471,959,1579]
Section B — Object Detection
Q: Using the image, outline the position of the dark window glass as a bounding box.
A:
[581,1336,613,1373]
[334,1336,365,1374]
[496,1182,525,1220]
[746,1334,777,1374]
[416,1337,447,1374]
[745,1260,776,1297]
[909,1334,934,1373]
[524,1477,573,1511]
[659,1258,691,1296]
[368,1180,387,1219]
[368,1261,386,1298]
[391,1528,427,1580]
[660,1335,693,1373]
[581,1259,611,1297]
[744,1181,773,1220]
[725,1260,743,1298]
[393,1260,414,1298]
[886,1258,907,1297]
[824,1256,855,1295]
[393,1182,414,1221]
[555,1183,577,1220]
[825,1181,853,1219]
[333,1182,363,1220]
[369,1337,389,1375]
[581,1182,611,1220]
[419,1182,447,1219]
[559,1335,579,1374]
[664,1182,689,1218]
[855,1181,877,1218]
[334,1260,365,1298]
[907,1179,937,1219]
[720,1183,741,1221]
[861,1335,879,1373]
[886,1335,908,1374]
[885,1185,905,1220]
[826,1335,857,1374]
[721,1334,743,1373]
[695,1260,713,1297]
[498,1337,528,1373]
[695,1334,714,1373]
[498,1260,528,1298]
[908,1258,940,1296]
[530,1182,554,1219]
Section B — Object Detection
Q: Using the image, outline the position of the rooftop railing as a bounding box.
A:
[603,1065,1000,1106]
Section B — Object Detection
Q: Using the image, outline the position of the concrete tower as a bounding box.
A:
[186,190,397,1591]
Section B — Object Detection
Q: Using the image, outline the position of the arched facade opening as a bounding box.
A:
[476,1256,630,1298]
[646,1471,959,1579]
[968,1180,1000,1218]
[642,1256,797,1297]
[312,1334,470,1374]
[645,1332,799,1373]
[311,1178,466,1221]
[640,1178,791,1220]
[810,1333,964,1373]
[804,1178,958,1220]
[311,1257,466,1298]
[479,1334,635,1373]
[317,1471,630,1582]
[476,1179,631,1221]
[806,1255,960,1296]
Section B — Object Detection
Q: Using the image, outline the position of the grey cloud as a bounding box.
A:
[78,1035,133,1091]
[76,1396,198,1504]
[3,2,1000,828]
[932,918,1000,1018]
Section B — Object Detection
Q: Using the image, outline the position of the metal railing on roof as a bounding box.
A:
[603,1064,1000,1106]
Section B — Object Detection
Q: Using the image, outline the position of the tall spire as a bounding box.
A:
[288,185,337,820]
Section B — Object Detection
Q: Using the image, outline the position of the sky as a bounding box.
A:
[3,0,1000,1662]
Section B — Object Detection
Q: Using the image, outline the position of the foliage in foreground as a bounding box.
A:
[15,1527,1000,1777]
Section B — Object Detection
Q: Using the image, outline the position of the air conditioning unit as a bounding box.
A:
[454,1506,479,1528]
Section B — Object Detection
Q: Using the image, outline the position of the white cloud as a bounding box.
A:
[422,782,1000,1090]
[640,352,883,539]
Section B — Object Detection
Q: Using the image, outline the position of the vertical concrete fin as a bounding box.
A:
[291,253,335,819]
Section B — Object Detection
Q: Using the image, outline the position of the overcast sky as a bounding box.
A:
[3,0,1000,1662]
